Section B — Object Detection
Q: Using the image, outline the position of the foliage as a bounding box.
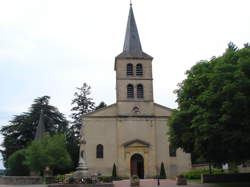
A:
[25,134,72,173]
[69,83,95,169]
[98,176,114,183]
[181,169,224,179]
[70,83,95,137]
[168,43,250,165]
[0,96,69,167]
[7,149,30,176]
[95,102,107,110]
[159,162,167,179]
[112,163,117,179]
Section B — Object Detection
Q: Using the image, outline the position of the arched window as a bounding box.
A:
[137,84,144,98]
[127,64,133,76]
[96,144,104,158]
[136,64,143,76]
[127,84,134,98]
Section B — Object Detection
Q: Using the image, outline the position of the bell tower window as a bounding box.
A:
[127,64,133,76]
[136,64,143,76]
[127,84,134,98]
[137,84,144,98]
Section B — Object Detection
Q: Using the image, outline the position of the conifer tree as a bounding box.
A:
[160,162,166,179]
[112,163,117,179]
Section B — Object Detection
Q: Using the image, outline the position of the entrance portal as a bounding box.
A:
[130,154,144,179]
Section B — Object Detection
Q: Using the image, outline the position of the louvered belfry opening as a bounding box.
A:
[136,64,143,76]
[137,84,144,98]
[127,84,134,98]
[127,63,133,75]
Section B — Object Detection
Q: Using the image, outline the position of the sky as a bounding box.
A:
[0,0,250,169]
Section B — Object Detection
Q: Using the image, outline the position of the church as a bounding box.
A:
[80,4,191,178]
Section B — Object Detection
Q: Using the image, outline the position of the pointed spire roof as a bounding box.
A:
[34,109,46,141]
[116,5,152,60]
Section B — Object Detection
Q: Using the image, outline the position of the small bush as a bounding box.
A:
[68,177,75,184]
[160,162,167,179]
[98,176,113,183]
[7,149,30,176]
[55,174,65,183]
[112,163,117,179]
[44,177,56,184]
[182,169,224,179]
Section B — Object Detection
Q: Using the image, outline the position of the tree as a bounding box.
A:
[159,162,166,179]
[168,43,250,166]
[25,134,72,174]
[95,101,107,110]
[7,149,30,176]
[70,83,95,168]
[1,96,69,167]
[112,163,117,179]
[70,83,95,136]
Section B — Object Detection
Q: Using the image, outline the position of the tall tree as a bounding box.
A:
[69,83,95,168]
[70,83,95,137]
[168,43,250,165]
[0,96,69,167]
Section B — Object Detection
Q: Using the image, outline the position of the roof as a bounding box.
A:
[116,5,152,60]
[34,109,46,140]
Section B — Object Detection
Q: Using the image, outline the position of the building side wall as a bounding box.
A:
[155,119,192,177]
[85,118,117,175]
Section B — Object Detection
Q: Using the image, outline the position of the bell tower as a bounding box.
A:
[115,4,154,116]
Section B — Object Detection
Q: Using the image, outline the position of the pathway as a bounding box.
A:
[113,179,218,187]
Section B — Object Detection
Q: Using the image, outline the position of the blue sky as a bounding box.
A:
[0,0,250,169]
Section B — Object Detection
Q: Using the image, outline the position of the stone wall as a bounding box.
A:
[0,176,42,185]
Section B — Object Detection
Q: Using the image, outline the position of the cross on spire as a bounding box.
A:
[130,0,132,6]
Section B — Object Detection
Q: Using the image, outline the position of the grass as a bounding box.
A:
[187,178,201,183]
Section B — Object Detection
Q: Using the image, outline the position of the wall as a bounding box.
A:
[0,176,42,185]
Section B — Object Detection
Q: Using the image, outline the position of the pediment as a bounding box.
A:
[154,103,173,117]
[83,104,117,117]
[122,139,150,147]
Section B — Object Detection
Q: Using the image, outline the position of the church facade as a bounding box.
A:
[81,5,191,178]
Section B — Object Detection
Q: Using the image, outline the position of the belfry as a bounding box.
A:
[79,4,191,178]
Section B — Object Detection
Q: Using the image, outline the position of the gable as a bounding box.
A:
[154,103,173,117]
[83,104,117,117]
[122,139,150,147]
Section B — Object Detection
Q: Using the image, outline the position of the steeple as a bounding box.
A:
[34,109,46,140]
[116,4,152,59]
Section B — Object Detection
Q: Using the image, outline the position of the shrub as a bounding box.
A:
[7,149,30,176]
[160,162,167,179]
[68,177,75,184]
[112,163,117,179]
[55,174,65,183]
[182,169,224,179]
[98,176,113,183]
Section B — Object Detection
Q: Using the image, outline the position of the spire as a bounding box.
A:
[116,4,152,59]
[34,109,46,141]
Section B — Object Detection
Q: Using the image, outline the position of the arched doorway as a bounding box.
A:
[130,154,144,179]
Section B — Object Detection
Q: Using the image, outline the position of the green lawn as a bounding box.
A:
[187,178,201,183]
